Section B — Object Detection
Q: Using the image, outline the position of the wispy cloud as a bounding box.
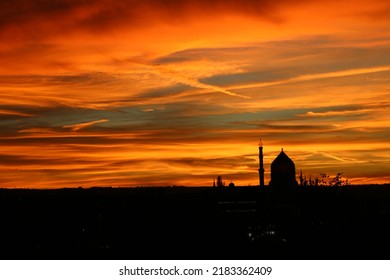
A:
[63,119,109,131]
[298,108,373,117]
[123,62,250,99]
[228,66,390,91]
[0,109,33,117]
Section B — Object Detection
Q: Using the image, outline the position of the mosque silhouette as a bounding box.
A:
[258,140,298,188]
[216,140,299,188]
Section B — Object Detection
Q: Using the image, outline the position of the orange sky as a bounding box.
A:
[0,0,389,188]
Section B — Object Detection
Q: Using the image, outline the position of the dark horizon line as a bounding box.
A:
[1,182,390,191]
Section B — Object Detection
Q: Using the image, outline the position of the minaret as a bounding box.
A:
[258,139,265,187]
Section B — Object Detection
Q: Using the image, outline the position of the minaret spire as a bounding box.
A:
[258,139,265,187]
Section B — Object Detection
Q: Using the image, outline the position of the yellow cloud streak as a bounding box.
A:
[124,62,250,99]
[0,109,33,117]
[299,109,374,117]
[63,119,109,131]
[228,66,390,91]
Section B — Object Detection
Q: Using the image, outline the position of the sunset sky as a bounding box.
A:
[0,0,389,188]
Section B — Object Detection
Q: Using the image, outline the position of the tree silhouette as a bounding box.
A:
[302,172,349,187]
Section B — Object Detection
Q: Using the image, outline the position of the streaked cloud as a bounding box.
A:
[298,109,373,118]
[126,62,249,99]
[0,109,33,117]
[228,66,390,91]
[63,119,109,132]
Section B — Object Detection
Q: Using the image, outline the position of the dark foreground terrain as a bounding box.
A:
[1,185,390,259]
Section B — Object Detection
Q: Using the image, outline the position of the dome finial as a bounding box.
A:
[259,138,263,147]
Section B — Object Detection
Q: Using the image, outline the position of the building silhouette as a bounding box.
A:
[269,149,298,188]
[214,176,224,187]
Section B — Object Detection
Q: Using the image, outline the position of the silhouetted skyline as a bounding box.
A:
[2,185,390,259]
[0,0,389,188]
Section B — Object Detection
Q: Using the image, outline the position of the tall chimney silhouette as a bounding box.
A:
[259,139,265,187]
